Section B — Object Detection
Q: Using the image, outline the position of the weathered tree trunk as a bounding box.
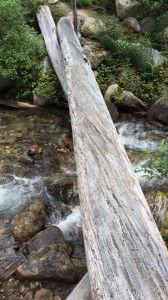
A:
[37,5,67,98]
[66,273,91,300]
[37,7,168,299]
[57,17,168,300]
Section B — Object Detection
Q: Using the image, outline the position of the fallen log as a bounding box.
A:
[0,99,37,109]
[66,273,91,300]
[37,7,168,299]
[57,17,168,300]
[37,5,67,98]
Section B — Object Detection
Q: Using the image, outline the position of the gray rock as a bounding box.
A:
[142,48,164,68]
[34,288,53,300]
[26,225,72,256]
[116,90,146,112]
[81,17,104,39]
[0,249,25,281]
[11,199,47,241]
[117,17,141,33]
[140,17,154,35]
[115,0,143,20]
[104,84,119,102]
[16,245,76,283]
[147,96,168,125]
[83,41,106,69]
[104,84,119,121]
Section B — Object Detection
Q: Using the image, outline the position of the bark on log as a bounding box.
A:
[0,99,37,109]
[37,5,67,98]
[57,17,168,300]
[66,273,91,300]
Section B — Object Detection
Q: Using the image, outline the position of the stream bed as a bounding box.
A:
[0,108,167,299]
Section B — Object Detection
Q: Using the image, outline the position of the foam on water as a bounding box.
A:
[56,206,82,240]
[0,175,44,217]
[116,121,162,151]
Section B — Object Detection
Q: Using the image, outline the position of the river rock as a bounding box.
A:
[26,225,72,256]
[115,0,143,20]
[0,248,25,281]
[11,200,47,241]
[117,17,141,33]
[116,90,146,112]
[81,17,104,39]
[147,96,168,125]
[104,84,119,102]
[34,288,53,300]
[16,245,76,283]
[71,258,87,280]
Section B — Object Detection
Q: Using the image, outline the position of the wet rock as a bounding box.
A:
[34,288,53,300]
[26,226,72,256]
[57,133,73,151]
[147,96,168,125]
[27,145,38,156]
[0,249,25,281]
[72,258,87,280]
[115,0,143,20]
[145,190,168,229]
[81,17,104,39]
[16,245,76,283]
[116,90,146,112]
[117,17,141,33]
[11,200,47,241]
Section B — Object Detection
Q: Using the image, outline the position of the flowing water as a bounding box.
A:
[0,109,167,236]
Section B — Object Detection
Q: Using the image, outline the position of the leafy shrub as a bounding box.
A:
[33,68,63,103]
[0,0,45,98]
[139,140,168,180]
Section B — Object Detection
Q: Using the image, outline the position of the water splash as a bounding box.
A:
[56,206,82,240]
[0,175,44,217]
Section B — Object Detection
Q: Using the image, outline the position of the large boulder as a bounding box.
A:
[139,17,154,35]
[81,17,104,39]
[83,40,106,69]
[26,225,72,256]
[11,200,47,241]
[116,90,146,112]
[147,96,168,125]
[104,84,119,121]
[116,17,141,33]
[115,0,143,20]
[16,245,76,283]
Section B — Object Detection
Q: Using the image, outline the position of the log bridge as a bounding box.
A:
[37,6,168,299]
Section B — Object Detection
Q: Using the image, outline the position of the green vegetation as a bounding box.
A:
[33,68,63,103]
[140,140,168,180]
[0,0,65,100]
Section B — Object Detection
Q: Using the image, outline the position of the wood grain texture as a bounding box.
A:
[57,17,168,300]
[66,273,91,300]
[37,5,67,97]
